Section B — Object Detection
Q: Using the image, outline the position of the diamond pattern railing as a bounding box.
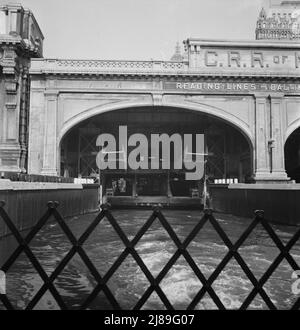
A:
[0,200,300,310]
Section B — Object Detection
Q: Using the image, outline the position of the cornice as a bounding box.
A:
[0,36,39,57]
[29,53,300,81]
[184,38,300,49]
[0,35,23,46]
[29,70,300,81]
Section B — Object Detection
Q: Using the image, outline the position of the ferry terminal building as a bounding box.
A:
[1,1,300,204]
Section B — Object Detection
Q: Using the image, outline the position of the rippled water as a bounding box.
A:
[0,210,300,310]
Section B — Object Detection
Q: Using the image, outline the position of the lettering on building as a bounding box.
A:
[201,50,300,69]
[164,82,300,93]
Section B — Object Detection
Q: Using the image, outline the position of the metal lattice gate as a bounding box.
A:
[0,201,300,310]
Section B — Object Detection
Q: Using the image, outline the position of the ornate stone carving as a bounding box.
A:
[256,2,300,41]
[0,4,43,173]
[30,59,188,76]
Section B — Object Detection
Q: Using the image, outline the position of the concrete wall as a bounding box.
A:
[210,184,300,226]
[0,180,99,237]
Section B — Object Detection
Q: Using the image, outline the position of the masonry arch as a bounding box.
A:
[285,118,300,144]
[58,100,254,154]
[59,104,254,194]
[285,126,300,182]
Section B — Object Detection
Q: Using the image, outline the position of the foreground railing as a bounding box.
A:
[0,200,299,310]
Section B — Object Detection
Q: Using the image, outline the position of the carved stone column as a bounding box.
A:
[18,62,31,172]
[41,90,59,176]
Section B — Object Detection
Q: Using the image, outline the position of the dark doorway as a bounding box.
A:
[60,106,253,196]
[285,127,300,182]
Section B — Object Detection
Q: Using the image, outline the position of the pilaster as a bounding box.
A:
[254,93,290,183]
[253,93,271,181]
[41,90,59,176]
[269,94,289,180]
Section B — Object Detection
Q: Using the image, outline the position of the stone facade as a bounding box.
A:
[28,38,300,183]
[0,3,43,173]
[2,3,300,184]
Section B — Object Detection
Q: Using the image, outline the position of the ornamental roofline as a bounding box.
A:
[28,38,300,79]
[23,8,44,40]
[0,3,44,57]
[0,3,44,39]
[29,58,300,80]
[184,38,300,48]
[273,1,300,7]
[0,35,40,58]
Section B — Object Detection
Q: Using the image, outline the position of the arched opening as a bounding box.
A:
[60,106,252,201]
[285,127,300,182]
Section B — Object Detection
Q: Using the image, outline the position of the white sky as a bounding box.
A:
[1,0,284,60]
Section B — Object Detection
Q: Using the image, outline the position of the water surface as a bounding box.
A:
[0,210,299,310]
